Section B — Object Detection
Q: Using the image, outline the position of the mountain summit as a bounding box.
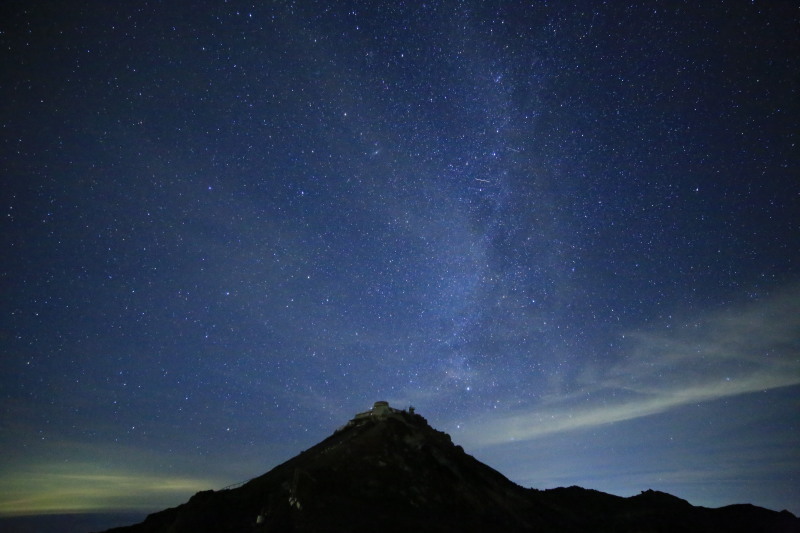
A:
[102,402,799,533]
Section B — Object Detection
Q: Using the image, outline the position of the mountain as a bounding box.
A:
[99,402,799,533]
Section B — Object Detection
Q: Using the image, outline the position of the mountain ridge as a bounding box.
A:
[98,402,799,533]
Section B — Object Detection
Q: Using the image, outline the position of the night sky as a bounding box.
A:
[2,0,799,519]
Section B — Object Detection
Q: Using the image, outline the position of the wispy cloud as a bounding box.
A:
[460,286,800,448]
[0,463,217,515]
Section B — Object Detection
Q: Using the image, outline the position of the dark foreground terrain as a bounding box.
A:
[98,405,799,533]
[0,512,145,533]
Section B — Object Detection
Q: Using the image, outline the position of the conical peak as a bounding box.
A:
[98,402,800,533]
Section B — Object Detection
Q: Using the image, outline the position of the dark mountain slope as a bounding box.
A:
[99,403,799,533]
[536,486,799,533]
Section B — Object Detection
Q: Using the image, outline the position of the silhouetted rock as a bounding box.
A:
[98,403,800,533]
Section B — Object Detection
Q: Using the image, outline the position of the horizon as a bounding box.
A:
[2,0,798,521]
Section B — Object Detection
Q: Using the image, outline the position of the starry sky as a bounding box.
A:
[2,0,799,519]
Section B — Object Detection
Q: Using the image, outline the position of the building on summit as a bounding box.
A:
[353,400,397,420]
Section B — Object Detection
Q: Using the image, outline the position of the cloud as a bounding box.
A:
[459,286,800,448]
[0,462,217,515]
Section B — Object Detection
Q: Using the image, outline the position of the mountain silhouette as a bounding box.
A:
[99,402,799,533]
